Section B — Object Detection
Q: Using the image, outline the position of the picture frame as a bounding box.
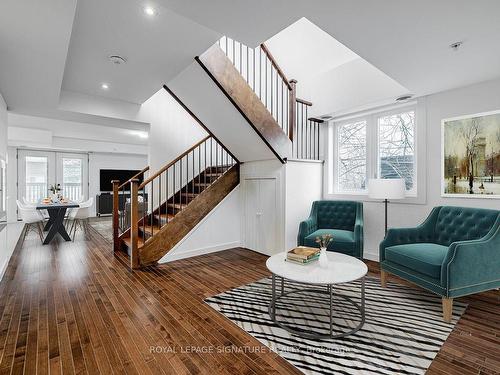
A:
[441,109,500,198]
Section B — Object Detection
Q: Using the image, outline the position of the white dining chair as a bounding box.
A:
[16,200,44,243]
[68,198,94,240]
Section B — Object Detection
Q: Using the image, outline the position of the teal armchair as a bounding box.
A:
[379,206,500,322]
[298,200,364,258]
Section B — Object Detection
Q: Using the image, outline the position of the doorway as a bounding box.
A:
[17,150,89,204]
[244,178,279,255]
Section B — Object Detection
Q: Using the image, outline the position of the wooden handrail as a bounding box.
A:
[260,43,293,91]
[139,135,211,189]
[118,166,150,189]
[296,97,313,107]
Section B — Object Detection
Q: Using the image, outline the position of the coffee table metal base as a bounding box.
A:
[268,274,365,340]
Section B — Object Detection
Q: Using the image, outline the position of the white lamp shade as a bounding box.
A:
[368,178,406,199]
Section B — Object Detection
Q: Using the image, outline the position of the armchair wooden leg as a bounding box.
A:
[442,297,453,323]
[380,270,388,287]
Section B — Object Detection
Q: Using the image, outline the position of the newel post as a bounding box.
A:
[288,79,297,141]
[130,179,140,269]
[111,180,120,253]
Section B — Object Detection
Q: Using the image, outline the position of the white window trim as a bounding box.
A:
[324,100,427,205]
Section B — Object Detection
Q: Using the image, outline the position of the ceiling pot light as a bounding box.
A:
[143,6,156,16]
[101,83,109,90]
[320,115,333,120]
[108,55,127,65]
[130,130,149,139]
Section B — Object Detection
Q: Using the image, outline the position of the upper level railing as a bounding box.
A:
[218,36,292,137]
[217,36,322,161]
[294,99,324,160]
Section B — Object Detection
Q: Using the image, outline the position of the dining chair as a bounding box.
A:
[69,198,94,240]
[16,200,44,243]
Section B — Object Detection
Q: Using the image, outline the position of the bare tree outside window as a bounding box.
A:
[378,111,415,190]
[337,120,367,191]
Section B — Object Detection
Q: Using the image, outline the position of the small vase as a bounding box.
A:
[319,247,328,268]
[51,193,59,202]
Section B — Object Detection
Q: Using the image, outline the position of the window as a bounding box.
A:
[337,120,367,192]
[378,111,415,190]
[331,106,417,196]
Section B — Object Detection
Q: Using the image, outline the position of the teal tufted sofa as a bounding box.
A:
[298,200,363,258]
[379,205,500,322]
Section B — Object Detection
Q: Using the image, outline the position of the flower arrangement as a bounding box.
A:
[49,183,61,194]
[315,234,333,249]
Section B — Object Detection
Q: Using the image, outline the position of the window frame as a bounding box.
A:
[326,103,424,202]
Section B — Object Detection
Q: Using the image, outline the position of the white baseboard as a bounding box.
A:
[161,241,242,263]
[363,250,379,262]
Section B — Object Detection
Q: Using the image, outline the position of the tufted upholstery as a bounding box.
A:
[433,206,498,246]
[316,201,357,230]
[298,200,364,258]
[380,206,500,300]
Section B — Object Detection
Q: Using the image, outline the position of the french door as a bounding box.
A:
[18,150,89,204]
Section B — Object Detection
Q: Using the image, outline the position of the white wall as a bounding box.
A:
[0,93,7,160]
[284,160,323,250]
[326,78,500,261]
[140,88,207,173]
[89,152,147,216]
[159,187,241,262]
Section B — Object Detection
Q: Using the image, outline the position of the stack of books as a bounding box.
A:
[286,246,320,265]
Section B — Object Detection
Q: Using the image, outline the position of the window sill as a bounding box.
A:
[324,192,426,205]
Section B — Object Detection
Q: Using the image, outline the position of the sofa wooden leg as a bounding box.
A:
[380,270,388,287]
[442,297,453,323]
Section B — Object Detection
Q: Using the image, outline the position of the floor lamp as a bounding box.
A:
[368,179,406,235]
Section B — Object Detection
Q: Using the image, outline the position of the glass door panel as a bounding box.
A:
[56,153,88,202]
[18,150,56,204]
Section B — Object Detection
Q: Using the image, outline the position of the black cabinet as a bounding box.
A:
[96,193,116,216]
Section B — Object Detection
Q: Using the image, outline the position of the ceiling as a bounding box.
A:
[1,0,499,128]
[62,0,220,104]
[264,18,359,84]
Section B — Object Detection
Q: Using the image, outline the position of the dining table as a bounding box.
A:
[36,200,79,245]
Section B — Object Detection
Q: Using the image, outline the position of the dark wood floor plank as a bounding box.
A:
[0,227,498,375]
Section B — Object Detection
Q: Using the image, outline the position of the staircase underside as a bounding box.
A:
[168,46,291,163]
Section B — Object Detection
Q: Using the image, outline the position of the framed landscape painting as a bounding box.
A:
[442,110,500,198]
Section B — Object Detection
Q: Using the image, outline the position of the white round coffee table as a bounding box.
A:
[266,251,368,340]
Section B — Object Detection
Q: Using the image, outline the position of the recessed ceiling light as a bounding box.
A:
[143,6,156,16]
[101,83,109,90]
[130,130,149,139]
[320,115,333,120]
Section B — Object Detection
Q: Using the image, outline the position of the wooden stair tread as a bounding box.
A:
[155,213,175,220]
[139,225,162,235]
[167,203,188,209]
[122,236,145,248]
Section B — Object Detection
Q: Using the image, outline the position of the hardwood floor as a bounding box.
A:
[0,228,498,374]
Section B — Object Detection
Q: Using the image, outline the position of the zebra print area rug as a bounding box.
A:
[205,277,466,375]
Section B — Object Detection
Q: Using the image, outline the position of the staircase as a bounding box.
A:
[112,135,239,269]
[113,35,324,269]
